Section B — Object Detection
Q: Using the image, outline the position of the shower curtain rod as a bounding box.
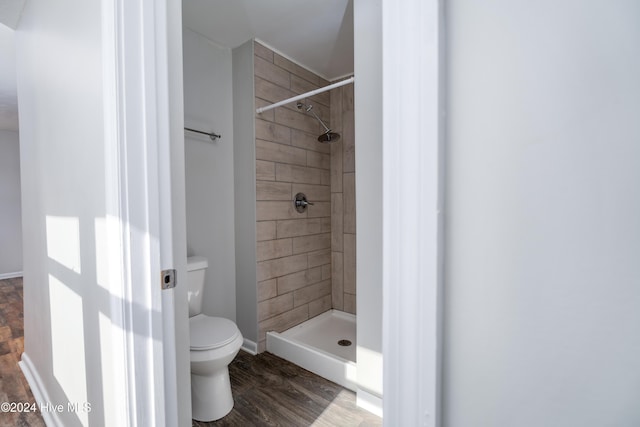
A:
[184,127,221,141]
[255,76,355,114]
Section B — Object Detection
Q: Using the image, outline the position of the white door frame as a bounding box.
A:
[103,0,183,424]
[107,0,444,424]
[381,0,444,425]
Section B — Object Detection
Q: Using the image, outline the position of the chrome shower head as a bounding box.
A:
[297,102,341,143]
[318,131,341,143]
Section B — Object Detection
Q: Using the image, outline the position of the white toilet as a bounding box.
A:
[187,256,243,422]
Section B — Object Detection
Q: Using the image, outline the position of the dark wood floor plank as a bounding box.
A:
[0,278,45,427]
[196,350,382,427]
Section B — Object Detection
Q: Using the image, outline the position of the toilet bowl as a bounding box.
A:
[187,256,243,422]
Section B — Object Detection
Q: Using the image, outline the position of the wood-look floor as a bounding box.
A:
[194,351,382,427]
[0,278,380,427]
[0,277,45,427]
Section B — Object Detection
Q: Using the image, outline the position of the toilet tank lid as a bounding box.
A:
[187,256,208,271]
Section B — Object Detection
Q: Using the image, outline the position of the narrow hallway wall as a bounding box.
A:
[0,130,22,277]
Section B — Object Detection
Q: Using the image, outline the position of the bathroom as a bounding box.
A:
[10,0,640,425]
[181,0,376,421]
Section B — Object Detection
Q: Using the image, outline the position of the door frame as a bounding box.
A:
[381,0,444,425]
[104,0,188,424]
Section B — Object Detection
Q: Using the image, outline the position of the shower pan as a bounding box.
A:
[267,310,357,391]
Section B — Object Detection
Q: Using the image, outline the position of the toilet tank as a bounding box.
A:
[187,256,208,317]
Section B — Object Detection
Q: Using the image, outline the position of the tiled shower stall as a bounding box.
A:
[253,42,356,352]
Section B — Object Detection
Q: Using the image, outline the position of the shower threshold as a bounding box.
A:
[266,309,357,391]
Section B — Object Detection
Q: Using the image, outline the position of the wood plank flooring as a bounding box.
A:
[193,351,382,427]
[0,277,45,427]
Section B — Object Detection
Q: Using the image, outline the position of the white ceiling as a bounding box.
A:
[0,0,353,132]
[0,0,24,29]
[182,0,354,81]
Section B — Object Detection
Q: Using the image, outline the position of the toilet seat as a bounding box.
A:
[190,314,240,351]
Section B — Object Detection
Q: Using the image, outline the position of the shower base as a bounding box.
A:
[266,309,357,391]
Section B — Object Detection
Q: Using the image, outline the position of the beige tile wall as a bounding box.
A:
[330,82,356,315]
[254,41,334,352]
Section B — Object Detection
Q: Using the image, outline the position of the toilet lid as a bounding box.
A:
[190,314,240,350]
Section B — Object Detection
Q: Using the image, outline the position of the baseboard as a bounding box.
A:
[241,338,257,355]
[357,388,383,418]
[0,271,22,280]
[20,352,63,427]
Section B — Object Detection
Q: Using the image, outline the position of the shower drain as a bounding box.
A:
[338,339,352,347]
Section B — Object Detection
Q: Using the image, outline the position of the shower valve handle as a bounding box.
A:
[294,193,313,213]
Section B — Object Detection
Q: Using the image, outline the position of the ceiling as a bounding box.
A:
[0,0,23,29]
[0,0,353,132]
[182,0,354,81]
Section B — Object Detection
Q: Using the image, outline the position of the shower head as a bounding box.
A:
[318,131,341,143]
[297,102,341,143]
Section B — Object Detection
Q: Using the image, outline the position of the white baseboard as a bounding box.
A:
[0,271,22,280]
[20,352,63,427]
[357,388,383,418]
[241,338,257,355]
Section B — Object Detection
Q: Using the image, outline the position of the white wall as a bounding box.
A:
[232,40,258,345]
[354,0,383,409]
[0,130,22,277]
[16,0,116,424]
[183,28,236,321]
[444,1,640,425]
